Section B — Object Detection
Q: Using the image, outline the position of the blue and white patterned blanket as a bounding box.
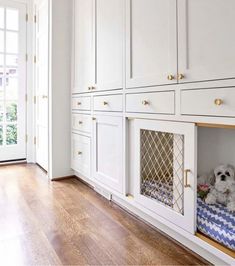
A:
[197,198,235,250]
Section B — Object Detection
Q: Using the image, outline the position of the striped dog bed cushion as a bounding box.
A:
[197,198,235,250]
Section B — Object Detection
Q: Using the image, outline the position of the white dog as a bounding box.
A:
[205,165,235,212]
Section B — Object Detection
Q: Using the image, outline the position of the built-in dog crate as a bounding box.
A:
[128,119,235,258]
[197,124,235,258]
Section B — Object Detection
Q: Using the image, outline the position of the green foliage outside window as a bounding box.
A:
[0,126,3,145]
[6,125,17,145]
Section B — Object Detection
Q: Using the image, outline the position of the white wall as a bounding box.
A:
[198,127,235,175]
[49,0,72,179]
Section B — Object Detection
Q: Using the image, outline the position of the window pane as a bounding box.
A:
[0,54,3,67]
[6,32,18,54]
[6,78,18,100]
[6,9,19,31]
[0,74,3,91]
[6,55,18,66]
[6,67,18,77]
[0,125,3,146]
[0,101,3,121]
[0,30,4,52]
[0,8,4,29]
[6,102,17,122]
[6,124,17,145]
[0,90,3,100]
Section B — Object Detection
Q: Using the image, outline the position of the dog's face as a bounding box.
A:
[214,165,235,192]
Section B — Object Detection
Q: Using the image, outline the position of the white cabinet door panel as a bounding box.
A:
[96,0,124,91]
[93,116,123,193]
[178,0,235,83]
[126,0,177,88]
[133,119,197,234]
[73,0,95,93]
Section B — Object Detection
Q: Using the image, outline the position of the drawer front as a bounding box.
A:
[181,88,235,117]
[72,97,91,111]
[126,91,175,114]
[93,94,123,112]
[71,133,90,178]
[72,114,91,133]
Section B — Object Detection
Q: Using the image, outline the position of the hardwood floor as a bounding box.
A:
[0,164,209,265]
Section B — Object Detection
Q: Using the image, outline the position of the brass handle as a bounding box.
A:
[91,86,96,90]
[42,95,48,99]
[214,99,223,106]
[78,121,83,125]
[167,74,174,81]
[77,102,82,106]
[103,101,108,106]
[77,151,82,155]
[184,169,191,188]
[178,73,185,80]
[88,87,92,91]
[92,117,96,121]
[142,100,149,106]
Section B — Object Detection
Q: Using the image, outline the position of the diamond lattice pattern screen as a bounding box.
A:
[140,129,184,215]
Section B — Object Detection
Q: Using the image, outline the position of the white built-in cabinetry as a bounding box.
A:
[71,0,235,264]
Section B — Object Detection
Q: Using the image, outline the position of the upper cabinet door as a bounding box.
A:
[73,0,95,94]
[95,0,125,91]
[126,0,177,89]
[178,0,235,83]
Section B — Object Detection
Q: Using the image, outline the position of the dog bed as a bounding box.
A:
[197,198,235,251]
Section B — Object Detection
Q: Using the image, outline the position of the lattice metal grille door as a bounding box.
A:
[140,129,184,215]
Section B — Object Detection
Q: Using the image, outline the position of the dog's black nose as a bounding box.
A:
[221,175,226,181]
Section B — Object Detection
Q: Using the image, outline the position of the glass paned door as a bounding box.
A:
[133,119,197,234]
[0,0,26,161]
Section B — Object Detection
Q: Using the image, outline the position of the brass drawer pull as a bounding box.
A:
[91,86,96,90]
[77,151,82,155]
[214,99,223,106]
[167,74,174,81]
[77,102,82,106]
[178,73,185,80]
[142,100,149,106]
[103,101,108,106]
[78,121,83,125]
[184,169,191,188]
[88,87,92,91]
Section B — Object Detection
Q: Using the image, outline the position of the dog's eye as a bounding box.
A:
[225,171,230,177]
[217,172,222,176]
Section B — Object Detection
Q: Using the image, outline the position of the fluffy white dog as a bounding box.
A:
[205,164,235,212]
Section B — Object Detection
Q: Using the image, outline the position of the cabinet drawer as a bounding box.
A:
[126,91,175,114]
[72,97,91,111]
[181,88,235,117]
[93,94,123,112]
[72,114,91,133]
[71,133,90,178]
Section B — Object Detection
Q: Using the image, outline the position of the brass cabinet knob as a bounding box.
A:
[78,121,83,125]
[91,86,96,90]
[88,87,92,91]
[77,151,82,155]
[184,169,191,188]
[142,100,149,106]
[214,99,223,106]
[77,102,82,106]
[167,74,175,81]
[103,101,108,106]
[178,73,185,80]
[92,117,96,121]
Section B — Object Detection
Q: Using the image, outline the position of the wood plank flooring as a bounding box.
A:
[0,164,209,265]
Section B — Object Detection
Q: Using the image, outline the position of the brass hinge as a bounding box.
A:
[34,96,37,104]
[25,134,28,143]
[26,13,29,22]
[26,54,28,62]
[34,15,37,23]
[34,137,36,145]
[34,55,36,64]
[25,94,28,102]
